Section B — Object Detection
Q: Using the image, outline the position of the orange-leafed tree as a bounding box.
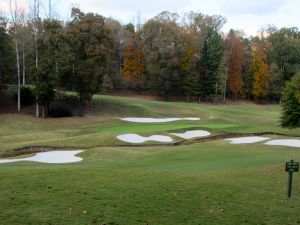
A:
[226,30,244,97]
[250,41,270,99]
[122,33,145,82]
[181,47,199,102]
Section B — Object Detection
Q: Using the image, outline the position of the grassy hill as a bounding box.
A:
[1,94,299,154]
[0,95,299,224]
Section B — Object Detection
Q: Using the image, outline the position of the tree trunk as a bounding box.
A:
[36,99,39,117]
[34,26,39,117]
[214,81,218,105]
[32,0,40,117]
[15,30,21,111]
[22,45,25,85]
[10,0,21,111]
[223,43,234,103]
[0,55,2,86]
[42,105,45,118]
[72,57,75,91]
[55,49,58,73]
[78,99,84,117]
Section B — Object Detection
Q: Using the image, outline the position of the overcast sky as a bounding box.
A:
[1,0,299,36]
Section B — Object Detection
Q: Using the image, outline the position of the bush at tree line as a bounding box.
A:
[281,72,300,128]
[14,86,35,106]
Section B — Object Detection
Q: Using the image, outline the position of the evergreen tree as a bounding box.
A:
[281,72,300,128]
[0,20,14,87]
[198,29,224,101]
[34,57,56,117]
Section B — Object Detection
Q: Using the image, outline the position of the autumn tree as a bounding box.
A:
[122,32,145,89]
[250,41,270,100]
[241,38,253,99]
[226,30,244,97]
[105,18,125,89]
[181,47,199,102]
[179,22,201,102]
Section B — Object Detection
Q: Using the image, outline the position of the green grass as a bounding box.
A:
[0,94,300,224]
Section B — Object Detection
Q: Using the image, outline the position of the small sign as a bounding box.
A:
[285,161,299,173]
[286,160,299,198]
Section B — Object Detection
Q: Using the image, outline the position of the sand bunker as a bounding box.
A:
[117,134,173,144]
[171,130,210,139]
[225,136,271,144]
[121,117,200,123]
[265,139,300,148]
[0,150,84,164]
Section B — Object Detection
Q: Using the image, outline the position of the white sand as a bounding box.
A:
[265,139,300,148]
[171,130,210,139]
[0,150,84,164]
[117,134,173,143]
[225,136,271,144]
[121,117,200,123]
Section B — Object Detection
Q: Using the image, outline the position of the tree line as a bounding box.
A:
[1,3,300,116]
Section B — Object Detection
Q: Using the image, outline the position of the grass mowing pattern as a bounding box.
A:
[1,142,300,224]
[0,95,300,224]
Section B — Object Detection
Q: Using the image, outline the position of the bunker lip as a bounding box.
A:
[225,136,271,144]
[171,130,210,139]
[0,150,85,164]
[117,134,173,144]
[120,117,200,123]
[265,139,300,148]
[1,146,80,158]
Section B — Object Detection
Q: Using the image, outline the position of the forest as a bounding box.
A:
[1,3,300,116]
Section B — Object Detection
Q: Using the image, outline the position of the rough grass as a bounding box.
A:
[0,94,300,224]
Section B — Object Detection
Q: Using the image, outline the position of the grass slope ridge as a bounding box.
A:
[1,94,299,154]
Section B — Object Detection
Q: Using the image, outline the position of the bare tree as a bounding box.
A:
[30,0,40,69]
[30,0,40,116]
[19,10,28,85]
[0,10,7,87]
[223,43,233,102]
[10,0,22,111]
[41,0,60,20]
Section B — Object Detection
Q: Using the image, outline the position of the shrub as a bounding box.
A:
[281,73,300,128]
[48,105,73,118]
[14,86,35,106]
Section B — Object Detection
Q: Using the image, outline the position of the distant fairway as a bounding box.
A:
[0,95,300,224]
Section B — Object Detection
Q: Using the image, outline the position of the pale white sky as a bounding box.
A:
[1,0,299,36]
